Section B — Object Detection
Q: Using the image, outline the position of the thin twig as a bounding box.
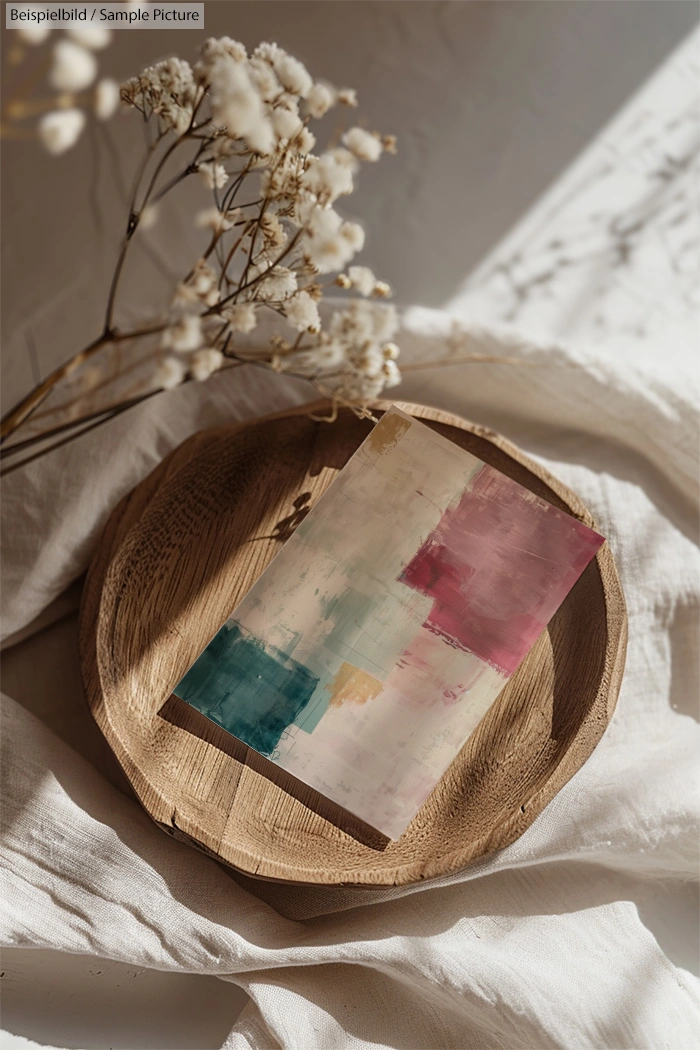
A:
[1,392,163,476]
[0,322,167,441]
[212,229,302,313]
[103,134,164,331]
[29,347,161,425]
[1,361,246,473]
[2,393,154,458]
[0,332,109,440]
[399,354,539,371]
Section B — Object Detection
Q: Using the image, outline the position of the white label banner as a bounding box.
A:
[6,4,205,29]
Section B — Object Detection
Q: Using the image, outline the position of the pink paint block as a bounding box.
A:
[401,465,604,676]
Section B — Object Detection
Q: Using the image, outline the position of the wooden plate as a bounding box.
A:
[79,401,627,887]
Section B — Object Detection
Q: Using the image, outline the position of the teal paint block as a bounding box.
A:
[174,621,318,756]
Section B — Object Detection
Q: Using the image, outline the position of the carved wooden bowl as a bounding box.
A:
[79,401,627,887]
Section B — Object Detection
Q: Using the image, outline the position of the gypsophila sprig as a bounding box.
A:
[4,16,119,153]
[123,36,402,410]
[1,36,404,460]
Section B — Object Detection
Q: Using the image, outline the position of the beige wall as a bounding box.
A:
[2,0,697,412]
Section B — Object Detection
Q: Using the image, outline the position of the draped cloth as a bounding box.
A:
[2,303,698,1048]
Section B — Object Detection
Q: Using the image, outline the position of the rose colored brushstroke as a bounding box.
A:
[400,464,604,676]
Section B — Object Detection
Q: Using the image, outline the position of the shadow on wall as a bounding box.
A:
[1,0,698,410]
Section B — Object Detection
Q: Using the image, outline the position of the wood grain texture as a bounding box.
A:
[79,401,627,887]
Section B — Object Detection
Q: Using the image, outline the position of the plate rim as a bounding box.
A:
[79,399,628,887]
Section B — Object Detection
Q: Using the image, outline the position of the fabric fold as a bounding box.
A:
[1,307,698,1049]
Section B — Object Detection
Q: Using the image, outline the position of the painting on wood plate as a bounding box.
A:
[174,407,604,838]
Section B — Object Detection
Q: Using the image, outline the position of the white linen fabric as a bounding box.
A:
[1,305,699,1049]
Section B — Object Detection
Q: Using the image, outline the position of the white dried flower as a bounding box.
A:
[209,135,238,159]
[192,259,218,295]
[161,314,203,353]
[342,126,383,162]
[16,11,51,45]
[260,150,304,200]
[296,127,316,154]
[196,207,238,233]
[337,374,384,401]
[339,220,365,253]
[306,82,336,119]
[174,258,219,307]
[382,359,402,388]
[158,57,196,98]
[121,57,197,136]
[271,107,303,142]
[315,340,347,371]
[222,302,257,332]
[154,356,186,390]
[253,264,297,300]
[190,348,224,381]
[246,56,280,102]
[327,147,360,173]
[50,40,97,92]
[302,207,359,273]
[273,54,313,98]
[173,282,198,308]
[373,280,392,298]
[198,160,228,189]
[195,36,247,81]
[303,152,354,204]
[66,24,112,50]
[347,265,376,297]
[38,108,85,154]
[254,42,286,65]
[284,290,321,332]
[260,212,287,249]
[274,92,301,116]
[209,56,274,155]
[94,78,120,121]
[357,345,384,379]
[54,39,400,415]
[329,299,398,344]
[166,106,192,137]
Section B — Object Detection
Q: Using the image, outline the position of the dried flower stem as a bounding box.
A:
[400,354,537,371]
[1,359,247,474]
[2,36,525,466]
[30,347,161,424]
[0,324,166,439]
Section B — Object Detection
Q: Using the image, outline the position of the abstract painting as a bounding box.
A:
[174,407,604,838]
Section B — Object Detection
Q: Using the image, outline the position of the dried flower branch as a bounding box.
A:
[1,35,522,469]
[2,36,403,451]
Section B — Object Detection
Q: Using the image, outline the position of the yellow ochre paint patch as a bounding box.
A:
[365,409,412,458]
[326,662,383,708]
